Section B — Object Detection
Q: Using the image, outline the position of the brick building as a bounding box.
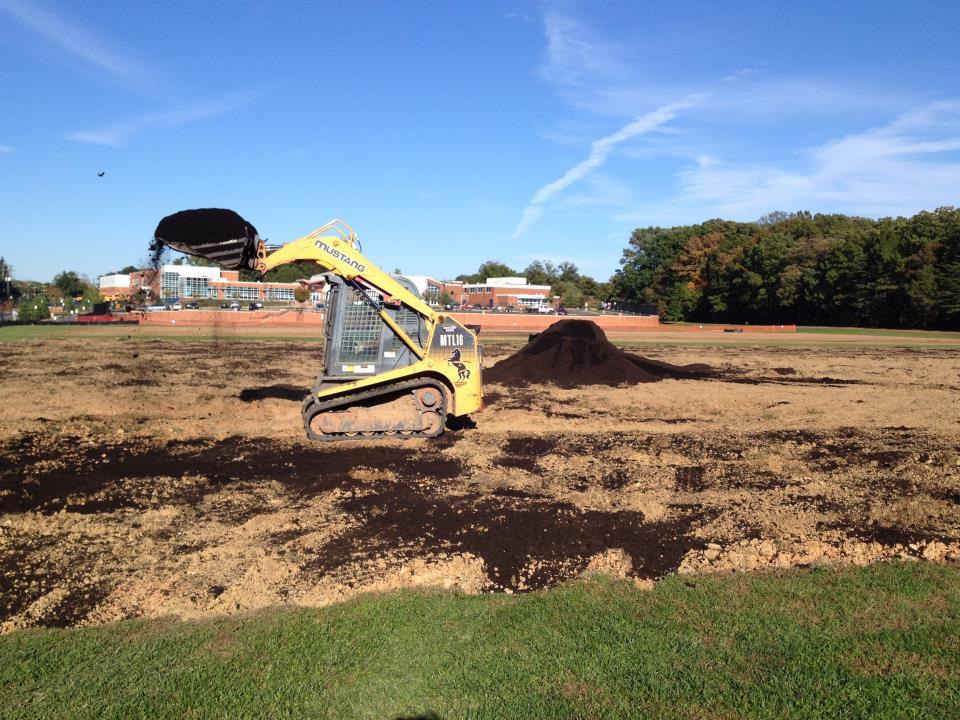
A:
[98,265,322,305]
[404,276,466,306]
[396,276,550,309]
[461,276,553,309]
[99,267,552,309]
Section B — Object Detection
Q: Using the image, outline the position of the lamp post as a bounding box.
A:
[4,276,9,300]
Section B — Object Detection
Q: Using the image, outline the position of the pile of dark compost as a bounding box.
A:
[486,319,714,388]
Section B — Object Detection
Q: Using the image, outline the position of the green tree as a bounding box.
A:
[609,208,960,328]
[293,286,311,304]
[53,270,86,297]
[554,280,583,308]
[240,261,320,283]
[456,260,518,283]
[17,296,49,321]
[0,256,13,301]
[557,261,579,283]
[439,291,454,306]
[523,260,558,286]
[521,259,603,308]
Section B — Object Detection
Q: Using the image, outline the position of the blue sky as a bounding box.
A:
[2,1,959,283]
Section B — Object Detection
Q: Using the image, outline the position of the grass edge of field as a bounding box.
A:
[2,562,958,719]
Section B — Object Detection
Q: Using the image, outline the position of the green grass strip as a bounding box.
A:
[2,563,959,719]
[796,326,960,338]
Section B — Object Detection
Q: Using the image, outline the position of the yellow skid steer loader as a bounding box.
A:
[154,209,483,441]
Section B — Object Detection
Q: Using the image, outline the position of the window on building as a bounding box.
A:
[223,287,261,300]
[181,276,209,298]
[160,272,179,299]
[265,287,295,301]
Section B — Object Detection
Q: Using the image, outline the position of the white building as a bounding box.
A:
[159,264,222,299]
[97,273,131,290]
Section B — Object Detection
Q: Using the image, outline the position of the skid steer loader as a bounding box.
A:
[153,209,483,441]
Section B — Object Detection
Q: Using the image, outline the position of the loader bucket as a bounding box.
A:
[153,208,260,270]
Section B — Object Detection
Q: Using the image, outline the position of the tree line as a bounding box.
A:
[8,205,960,328]
[0,264,103,321]
[609,207,960,329]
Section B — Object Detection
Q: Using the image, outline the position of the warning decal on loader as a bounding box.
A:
[342,364,376,374]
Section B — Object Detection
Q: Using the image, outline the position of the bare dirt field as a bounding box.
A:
[1,330,959,631]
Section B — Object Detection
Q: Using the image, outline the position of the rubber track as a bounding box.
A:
[301,377,449,442]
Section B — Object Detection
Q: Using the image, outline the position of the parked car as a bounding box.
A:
[537,305,555,314]
[229,302,240,310]
[169,302,182,310]
[315,302,326,310]
[184,302,200,310]
[249,301,264,311]
[145,305,166,312]
[556,307,568,316]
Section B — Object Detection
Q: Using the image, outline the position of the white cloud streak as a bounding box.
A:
[0,144,14,154]
[511,95,705,238]
[66,91,262,146]
[0,0,154,94]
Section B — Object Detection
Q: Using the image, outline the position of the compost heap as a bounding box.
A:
[486,319,714,388]
[151,208,260,270]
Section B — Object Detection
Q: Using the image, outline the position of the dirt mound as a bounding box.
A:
[486,319,714,388]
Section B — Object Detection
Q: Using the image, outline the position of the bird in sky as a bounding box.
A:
[97,171,105,177]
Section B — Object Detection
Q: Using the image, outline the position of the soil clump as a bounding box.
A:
[486,319,714,388]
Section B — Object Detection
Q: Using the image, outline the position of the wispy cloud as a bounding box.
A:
[511,95,705,238]
[617,101,960,225]
[0,0,155,94]
[540,12,629,95]
[538,11,907,121]
[1,1,263,145]
[66,91,263,146]
[0,144,14,154]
